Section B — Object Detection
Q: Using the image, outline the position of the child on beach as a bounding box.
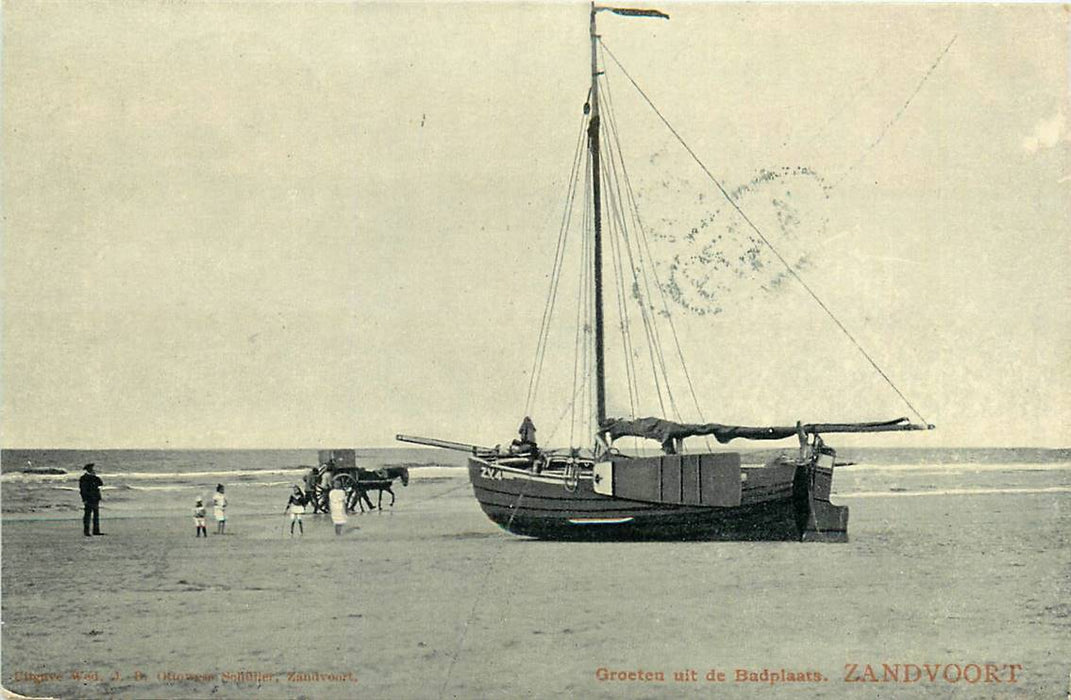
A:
[213,484,227,535]
[285,486,305,537]
[328,479,348,535]
[194,497,207,538]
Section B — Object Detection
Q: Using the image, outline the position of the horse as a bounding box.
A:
[347,467,409,513]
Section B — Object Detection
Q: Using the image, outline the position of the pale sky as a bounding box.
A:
[2,2,1068,449]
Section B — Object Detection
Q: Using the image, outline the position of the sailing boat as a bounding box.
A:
[398,4,933,542]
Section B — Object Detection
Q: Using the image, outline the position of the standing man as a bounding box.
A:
[79,463,103,536]
[303,466,320,512]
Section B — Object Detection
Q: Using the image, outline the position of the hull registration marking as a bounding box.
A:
[479,466,504,480]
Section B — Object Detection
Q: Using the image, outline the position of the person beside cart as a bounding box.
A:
[329,475,348,535]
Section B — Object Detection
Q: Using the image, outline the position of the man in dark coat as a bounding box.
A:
[79,463,103,536]
[510,416,538,454]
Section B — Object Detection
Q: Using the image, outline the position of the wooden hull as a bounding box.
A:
[467,454,848,542]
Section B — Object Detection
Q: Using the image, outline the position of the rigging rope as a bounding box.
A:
[599,40,930,427]
[542,367,592,447]
[584,161,596,442]
[599,58,714,449]
[525,113,590,415]
[600,121,669,418]
[570,156,593,447]
[603,158,641,418]
[599,76,683,421]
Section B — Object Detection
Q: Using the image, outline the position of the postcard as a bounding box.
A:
[2,2,1068,698]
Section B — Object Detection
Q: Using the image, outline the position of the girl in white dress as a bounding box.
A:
[213,484,227,534]
[329,481,348,535]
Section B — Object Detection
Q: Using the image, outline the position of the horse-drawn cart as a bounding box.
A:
[306,449,409,514]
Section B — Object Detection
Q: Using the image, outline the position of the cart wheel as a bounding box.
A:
[332,474,357,512]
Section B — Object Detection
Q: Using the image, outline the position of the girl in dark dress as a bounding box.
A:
[285,486,306,537]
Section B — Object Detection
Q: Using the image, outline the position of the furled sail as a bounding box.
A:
[600,416,927,452]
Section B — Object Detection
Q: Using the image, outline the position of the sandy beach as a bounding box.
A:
[2,466,1068,699]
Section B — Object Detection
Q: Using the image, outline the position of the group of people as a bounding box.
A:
[284,482,349,537]
[78,463,229,538]
[67,420,538,543]
[301,461,375,514]
[74,429,523,541]
[290,455,375,536]
[193,484,228,537]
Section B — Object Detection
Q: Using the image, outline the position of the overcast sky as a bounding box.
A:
[2,3,1068,449]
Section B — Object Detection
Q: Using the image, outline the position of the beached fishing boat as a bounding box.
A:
[398,4,933,541]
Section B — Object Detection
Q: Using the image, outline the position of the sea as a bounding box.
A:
[2,446,1069,518]
[0,448,470,518]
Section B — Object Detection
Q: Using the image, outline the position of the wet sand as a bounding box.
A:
[2,476,1068,698]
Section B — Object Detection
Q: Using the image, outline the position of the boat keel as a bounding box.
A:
[800,499,850,543]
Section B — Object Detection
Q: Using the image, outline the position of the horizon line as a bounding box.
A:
[2,444,1069,452]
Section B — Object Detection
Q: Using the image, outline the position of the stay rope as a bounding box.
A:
[601,141,668,418]
[599,40,930,427]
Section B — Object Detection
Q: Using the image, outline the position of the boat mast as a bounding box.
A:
[588,2,607,428]
[587,4,668,430]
